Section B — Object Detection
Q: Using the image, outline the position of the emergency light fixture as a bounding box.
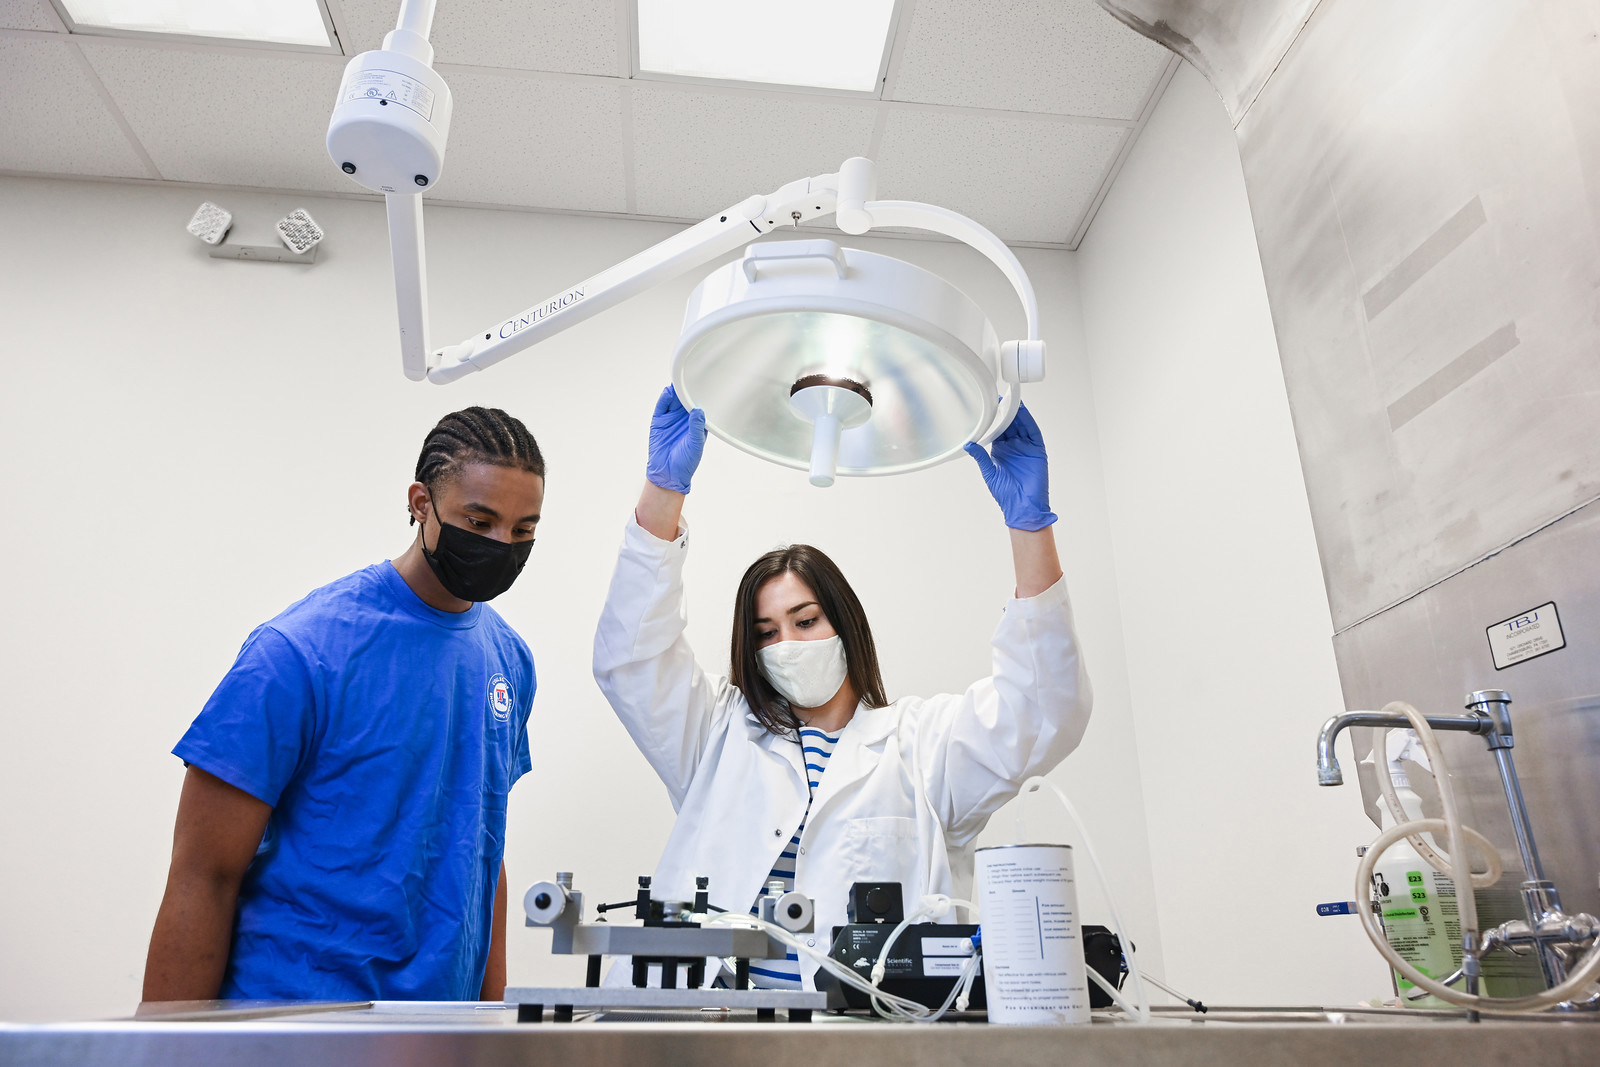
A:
[187,202,325,263]
[328,1,1046,487]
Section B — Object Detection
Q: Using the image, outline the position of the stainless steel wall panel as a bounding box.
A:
[1229,0,1600,632]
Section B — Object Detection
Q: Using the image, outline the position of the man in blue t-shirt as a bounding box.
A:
[142,407,546,1004]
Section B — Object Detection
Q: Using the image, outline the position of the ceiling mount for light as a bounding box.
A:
[330,3,1047,488]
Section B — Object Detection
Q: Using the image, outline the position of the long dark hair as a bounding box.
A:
[730,545,889,739]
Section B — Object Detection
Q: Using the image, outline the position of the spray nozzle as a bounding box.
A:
[1386,728,1432,773]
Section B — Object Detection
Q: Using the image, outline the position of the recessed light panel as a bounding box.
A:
[637,0,897,93]
[58,0,330,48]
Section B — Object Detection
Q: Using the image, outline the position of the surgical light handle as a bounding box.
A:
[382,157,1043,439]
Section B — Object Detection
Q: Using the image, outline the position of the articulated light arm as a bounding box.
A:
[425,171,846,383]
[387,194,431,381]
[381,0,439,381]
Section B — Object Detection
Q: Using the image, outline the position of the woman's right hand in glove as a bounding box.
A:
[646,385,706,495]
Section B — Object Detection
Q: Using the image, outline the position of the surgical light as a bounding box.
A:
[636,0,898,93]
[329,4,1046,488]
[675,242,1002,486]
[55,0,331,47]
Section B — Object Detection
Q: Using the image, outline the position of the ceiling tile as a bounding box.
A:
[0,1,62,31]
[0,37,150,177]
[891,0,1169,119]
[630,85,876,219]
[431,71,626,211]
[335,0,618,76]
[875,109,1127,244]
[80,42,349,192]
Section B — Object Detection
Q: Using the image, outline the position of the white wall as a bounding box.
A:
[0,175,1160,1020]
[1075,63,1392,1004]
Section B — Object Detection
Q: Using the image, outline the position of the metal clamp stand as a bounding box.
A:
[506,872,824,1023]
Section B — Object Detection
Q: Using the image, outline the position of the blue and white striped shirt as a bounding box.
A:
[748,727,841,989]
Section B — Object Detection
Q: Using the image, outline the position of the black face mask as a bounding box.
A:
[421,509,532,603]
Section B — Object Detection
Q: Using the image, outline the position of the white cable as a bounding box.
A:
[870,894,973,985]
[1140,971,1206,1012]
[954,946,982,1012]
[1372,726,1498,887]
[706,910,973,1022]
[907,728,944,903]
[1085,963,1143,1018]
[1377,702,1479,936]
[1017,776,1150,1022]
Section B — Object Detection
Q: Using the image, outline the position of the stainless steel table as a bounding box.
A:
[3,1001,1597,1066]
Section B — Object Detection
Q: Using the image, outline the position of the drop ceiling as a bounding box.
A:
[0,0,1177,248]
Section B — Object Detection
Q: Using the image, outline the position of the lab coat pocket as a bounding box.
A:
[840,816,920,885]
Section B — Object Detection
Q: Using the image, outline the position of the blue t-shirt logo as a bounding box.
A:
[489,674,513,721]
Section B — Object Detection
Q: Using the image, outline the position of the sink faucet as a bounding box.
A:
[1317,690,1599,1010]
[1316,705,1492,786]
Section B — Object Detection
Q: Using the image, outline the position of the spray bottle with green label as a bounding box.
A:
[1367,731,1461,1008]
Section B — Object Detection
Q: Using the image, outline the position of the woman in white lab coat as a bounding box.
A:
[592,387,1092,989]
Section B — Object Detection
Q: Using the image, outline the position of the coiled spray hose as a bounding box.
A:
[1372,725,1502,890]
[1354,701,1600,1012]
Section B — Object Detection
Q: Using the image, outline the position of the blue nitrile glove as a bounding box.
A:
[963,403,1058,530]
[646,385,706,494]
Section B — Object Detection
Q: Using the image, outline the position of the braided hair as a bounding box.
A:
[412,407,544,523]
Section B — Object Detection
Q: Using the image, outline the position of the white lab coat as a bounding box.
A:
[592,517,1092,987]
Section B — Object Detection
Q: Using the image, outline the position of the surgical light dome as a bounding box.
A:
[673,242,1001,486]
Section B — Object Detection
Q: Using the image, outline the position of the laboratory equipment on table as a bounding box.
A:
[505,772,1163,1025]
[1317,690,1600,1013]
[327,1,1046,487]
[510,872,824,1022]
[510,871,1137,1023]
[814,880,1130,1015]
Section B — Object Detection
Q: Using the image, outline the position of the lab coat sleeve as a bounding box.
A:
[914,574,1093,848]
[592,516,735,811]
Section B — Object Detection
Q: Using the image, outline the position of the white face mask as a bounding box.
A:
[757,635,848,709]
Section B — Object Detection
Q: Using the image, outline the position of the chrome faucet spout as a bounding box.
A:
[1316,710,1492,786]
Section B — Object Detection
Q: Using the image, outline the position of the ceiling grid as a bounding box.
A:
[867,0,917,161]
[0,0,1176,248]
[65,35,162,179]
